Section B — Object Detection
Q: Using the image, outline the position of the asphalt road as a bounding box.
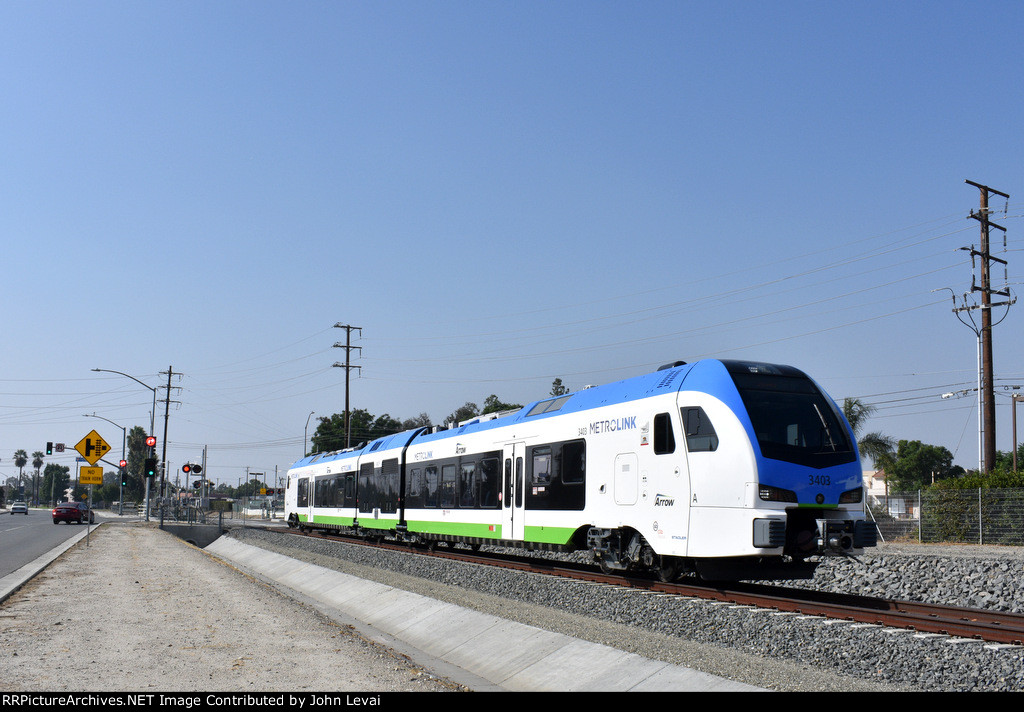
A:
[0,507,97,578]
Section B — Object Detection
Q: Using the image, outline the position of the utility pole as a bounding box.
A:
[333,323,362,448]
[158,366,182,499]
[963,180,1012,472]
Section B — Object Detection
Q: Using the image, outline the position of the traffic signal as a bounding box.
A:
[121,470,129,487]
[144,457,157,478]
[145,436,157,449]
[46,442,53,455]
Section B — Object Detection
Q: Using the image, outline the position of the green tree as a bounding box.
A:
[402,413,432,430]
[447,402,479,426]
[41,463,71,506]
[124,425,151,502]
[991,444,1024,473]
[13,449,28,496]
[481,395,522,415]
[236,477,266,498]
[311,409,396,452]
[371,413,403,437]
[31,450,44,505]
[885,440,964,491]
[550,378,569,396]
[96,471,121,505]
[842,398,895,468]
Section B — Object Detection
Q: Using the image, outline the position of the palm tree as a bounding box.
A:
[13,449,28,497]
[32,451,44,505]
[842,398,895,468]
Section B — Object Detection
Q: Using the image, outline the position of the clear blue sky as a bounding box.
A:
[2,1,1023,488]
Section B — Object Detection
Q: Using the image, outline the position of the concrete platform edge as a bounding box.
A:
[205,535,765,693]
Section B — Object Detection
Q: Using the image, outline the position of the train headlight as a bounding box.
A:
[838,487,863,504]
[758,485,797,503]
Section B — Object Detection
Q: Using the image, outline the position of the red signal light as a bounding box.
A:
[145,436,157,448]
[182,463,192,474]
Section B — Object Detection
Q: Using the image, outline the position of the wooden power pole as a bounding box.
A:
[965,180,1011,472]
[333,323,362,448]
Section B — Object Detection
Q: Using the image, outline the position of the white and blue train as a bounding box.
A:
[284,359,877,580]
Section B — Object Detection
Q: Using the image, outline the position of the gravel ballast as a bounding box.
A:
[226,527,1024,692]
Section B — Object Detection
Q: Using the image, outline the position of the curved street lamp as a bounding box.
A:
[91,368,158,520]
[304,411,315,458]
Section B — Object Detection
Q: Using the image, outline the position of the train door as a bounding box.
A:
[296,476,312,526]
[614,453,638,505]
[502,442,526,541]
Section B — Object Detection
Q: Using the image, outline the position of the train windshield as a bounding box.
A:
[727,365,855,469]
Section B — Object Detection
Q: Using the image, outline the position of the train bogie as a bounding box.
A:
[285,358,877,581]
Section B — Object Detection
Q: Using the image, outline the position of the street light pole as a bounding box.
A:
[304,411,315,458]
[92,368,158,520]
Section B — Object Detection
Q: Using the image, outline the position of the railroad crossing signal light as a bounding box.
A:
[192,464,202,475]
[182,463,192,474]
[193,480,202,489]
[46,442,53,455]
[144,457,157,478]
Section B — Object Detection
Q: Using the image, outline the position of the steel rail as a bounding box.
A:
[268,526,1024,646]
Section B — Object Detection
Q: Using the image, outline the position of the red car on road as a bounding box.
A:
[52,502,94,524]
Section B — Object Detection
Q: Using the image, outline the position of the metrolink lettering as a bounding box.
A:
[589,416,637,434]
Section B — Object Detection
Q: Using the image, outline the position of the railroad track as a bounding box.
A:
[267,525,1024,647]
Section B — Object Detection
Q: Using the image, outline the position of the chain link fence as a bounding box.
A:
[868,488,1024,545]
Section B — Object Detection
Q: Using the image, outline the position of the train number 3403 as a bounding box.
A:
[808,474,831,486]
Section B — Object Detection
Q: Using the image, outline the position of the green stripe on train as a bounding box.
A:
[404,519,576,545]
[299,513,577,546]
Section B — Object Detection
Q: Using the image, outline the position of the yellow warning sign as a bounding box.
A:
[75,430,111,466]
[79,466,104,485]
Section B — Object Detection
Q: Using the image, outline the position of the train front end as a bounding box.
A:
[684,360,877,580]
[735,360,876,560]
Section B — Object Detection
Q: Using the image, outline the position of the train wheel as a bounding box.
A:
[656,556,681,582]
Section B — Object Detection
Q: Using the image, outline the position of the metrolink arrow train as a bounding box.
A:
[284,359,877,580]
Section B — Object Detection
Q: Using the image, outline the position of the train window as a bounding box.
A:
[344,473,357,507]
[526,440,586,510]
[730,371,855,467]
[297,478,308,507]
[358,463,375,513]
[459,461,477,507]
[560,440,586,483]
[682,407,719,452]
[515,457,524,508]
[479,458,499,508]
[314,476,333,507]
[525,394,573,417]
[424,465,439,507]
[531,447,552,484]
[382,458,399,513]
[503,458,512,508]
[440,464,457,508]
[654,413,676,454]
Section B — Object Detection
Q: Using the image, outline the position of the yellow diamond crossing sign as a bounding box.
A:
[75,430,111,466]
